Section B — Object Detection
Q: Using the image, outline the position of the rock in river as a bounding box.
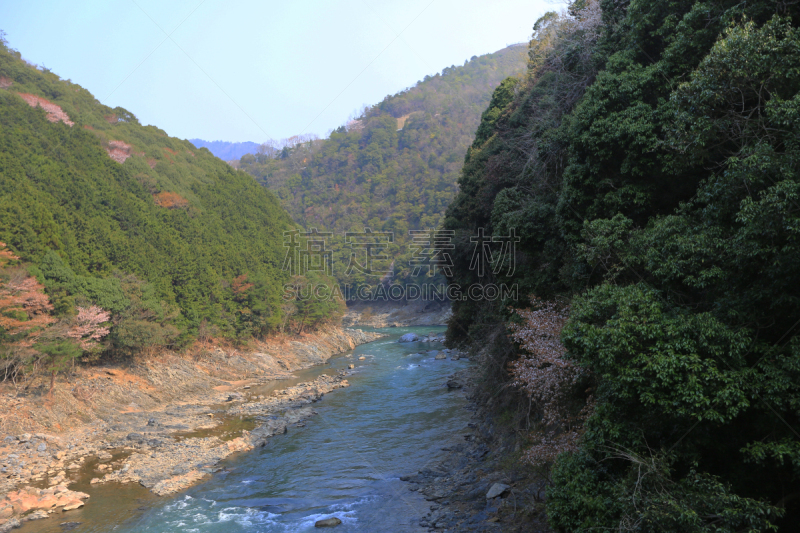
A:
[314,517,342,527]
[398,333,419,343]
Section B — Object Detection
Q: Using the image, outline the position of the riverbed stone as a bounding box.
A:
[314,517,342,527]
[398,333,419,343]
[0,518,20,532]
[435,352,447,360]
[23,509,48,520]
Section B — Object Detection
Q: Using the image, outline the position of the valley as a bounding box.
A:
[2,0,800,531]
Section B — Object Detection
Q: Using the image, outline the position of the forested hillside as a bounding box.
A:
[238,45,527,285]
[444,0,800,530]
[0,35,329,384]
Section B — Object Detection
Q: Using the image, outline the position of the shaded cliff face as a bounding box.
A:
[442,3,800,531]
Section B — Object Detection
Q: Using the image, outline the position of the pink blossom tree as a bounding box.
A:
[0,243,113,394]
[67,306,111,350]
[508,297,594,470]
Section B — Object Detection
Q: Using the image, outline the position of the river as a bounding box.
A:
[21,326,470,532]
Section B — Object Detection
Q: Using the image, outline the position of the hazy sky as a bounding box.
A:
[1,0,561,142]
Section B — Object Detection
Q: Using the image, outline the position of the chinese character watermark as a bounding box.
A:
[282,228,332,276]
[469,228,519,277]
[344,229,393,276]
[281,227,519,302]
[409,229,454,277]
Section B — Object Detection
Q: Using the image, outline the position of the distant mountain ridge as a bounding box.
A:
[188,139,261,160]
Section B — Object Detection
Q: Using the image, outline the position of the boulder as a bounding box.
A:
[61,500,84,511]
[23,509,48,521]
[486,483,510,499]
[398,333,419,343]
[249,419,288,447]
[434,352,447,360]
[0,518,20,532]
[315,517,342,527]
[0,487,89,521]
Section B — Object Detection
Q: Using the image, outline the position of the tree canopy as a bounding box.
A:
[0,35,314,370]
[444,1,800,530]
[238,45,528,290]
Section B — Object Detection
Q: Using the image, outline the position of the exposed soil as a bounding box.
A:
[105,140,133,163]
[16,94,73,127]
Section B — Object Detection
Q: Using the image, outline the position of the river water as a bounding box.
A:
[22,326,470,532]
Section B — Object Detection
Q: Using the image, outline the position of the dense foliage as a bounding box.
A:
[0,36,339,377]
[237,46,527,287]
[444,1,800,530]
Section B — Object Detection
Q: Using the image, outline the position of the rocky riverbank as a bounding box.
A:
[0,327,382,530]
[402,368,552,533]
[343,299,451,328]
[93,372,351,496]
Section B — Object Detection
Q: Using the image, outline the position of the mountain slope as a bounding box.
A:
[444,1,800,530]
[0,37,294,348]
[238,44,528,285]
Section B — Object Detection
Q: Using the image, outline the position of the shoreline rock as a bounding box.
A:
[0,327,381,525]
[343,300,451,328]
[0,485,89,530]
[401,367,551,532]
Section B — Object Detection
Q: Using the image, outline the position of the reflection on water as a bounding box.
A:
[22,326,468,532]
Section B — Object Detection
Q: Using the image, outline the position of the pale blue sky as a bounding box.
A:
[1,0,560,142]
